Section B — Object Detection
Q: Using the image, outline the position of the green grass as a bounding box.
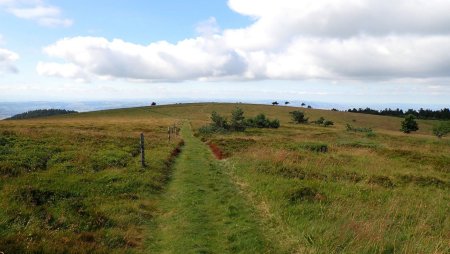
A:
[0,103,449,253]
[0,112,183,253]
[149,124,271,253]
[192,104,449,253]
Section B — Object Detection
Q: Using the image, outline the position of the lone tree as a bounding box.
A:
[432,121,450,138]
[290,110,309,124]
[151,102,156,106]
[301,102,306,106]
[401,114,419,133]
[285,101,290,105]
[272,101,279,106]
[230,107,246,131]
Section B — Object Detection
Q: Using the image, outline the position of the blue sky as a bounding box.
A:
[0,0,449,107]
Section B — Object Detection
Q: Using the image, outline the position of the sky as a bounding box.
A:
[0,0,449,107]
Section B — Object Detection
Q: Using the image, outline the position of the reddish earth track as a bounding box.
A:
[208,142,223,160]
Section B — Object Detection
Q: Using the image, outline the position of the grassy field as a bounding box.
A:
[0,110,183,253]
[0,103,449,253]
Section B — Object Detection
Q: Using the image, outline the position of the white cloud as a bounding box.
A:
[1,0,72,27]
[37,0,450,83]
[37,62,88,82]
[196,17,221,37]
[39,36,246,82]
[0,47,19,74]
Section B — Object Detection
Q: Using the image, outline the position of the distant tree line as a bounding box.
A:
[347,107,450,120]
[6,109,78,120]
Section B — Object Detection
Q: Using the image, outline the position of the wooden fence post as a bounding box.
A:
[140,133,146,167]
[168,127,171,141]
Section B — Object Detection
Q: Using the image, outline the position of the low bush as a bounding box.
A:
[323,120,334,127]
[312,117,334,127]
[199,109,280,134]
[198,125,227,135]
[432,121,450,138]
[346,124,372,133]
[346,124,375,137]
[290,110,308,124]
[245,113,280,129]
[283,142,328,153]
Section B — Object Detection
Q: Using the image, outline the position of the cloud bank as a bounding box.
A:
[37,0,450,82]
[0,0,72,27]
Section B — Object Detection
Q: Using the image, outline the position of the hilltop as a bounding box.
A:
[0,103,448,253]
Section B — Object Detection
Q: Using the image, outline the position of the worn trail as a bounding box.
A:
[149,124,272,253]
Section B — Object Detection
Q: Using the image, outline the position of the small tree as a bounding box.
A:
[432,122,450,138]
[272,101,279,106]
[210,111,228,129]
[301,103,306,106]
[151,102,156,106]
[230,107,246,131]
[285,101,290,105]
[290,110,308,124]
[307,105,312,109]
[401,114,419,133]
[253,113,269,128]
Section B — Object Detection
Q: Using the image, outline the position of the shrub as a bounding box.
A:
[312,117,333,127]
[432,121,450,138]
[323,120,334,127]
[211,111,228,129]
[198,125,227,135]
[401,114,419,133]
[199,109,280,134]
[290,110,308,124]
[313,117,325,125]
[346,124,374,134]
[269,119,280,128]
[230,107,246,132]
[246,113,280,129]
[299,142,328,153]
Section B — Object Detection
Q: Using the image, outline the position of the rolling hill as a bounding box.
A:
[0,103,448,253]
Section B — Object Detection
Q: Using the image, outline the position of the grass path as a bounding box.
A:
[148,124,273,253]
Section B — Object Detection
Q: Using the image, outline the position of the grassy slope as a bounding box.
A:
[0,108,183,253]
[189,103,449,253]
[0,103,449,253]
